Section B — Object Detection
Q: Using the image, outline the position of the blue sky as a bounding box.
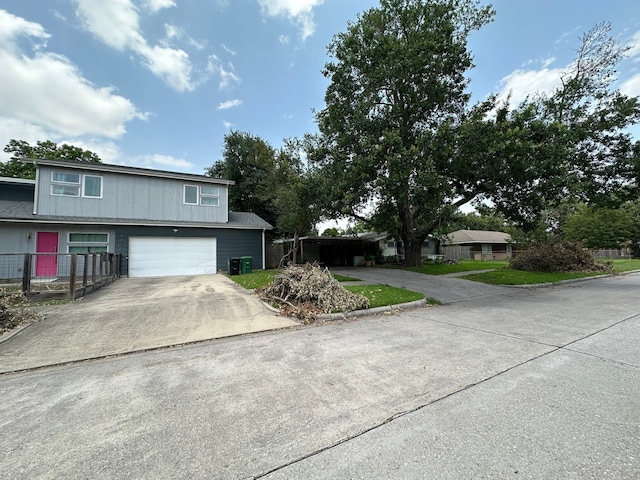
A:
[1,0,639,175]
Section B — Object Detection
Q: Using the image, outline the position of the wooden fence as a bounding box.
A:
[0,253,121,300]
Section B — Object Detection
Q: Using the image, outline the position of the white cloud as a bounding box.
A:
[73,0,196,92]
[620,73,640,97]
[125,153,195,171]
[279,34,289,45]
[143,0,176,13]
[207,55,241,89]
[223,120,233,129]
[0,9,145,144]
[217,99,243,110]
[221,44,236,56]
[627,30,640,60]
[495,66,564,107]
[163,24,205,50]
[257,0,324,41]
[139,44,194,92]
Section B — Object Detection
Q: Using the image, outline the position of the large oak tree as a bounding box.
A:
[312,0,640,266]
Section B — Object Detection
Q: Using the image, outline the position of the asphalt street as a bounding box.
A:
[1,272,639,479]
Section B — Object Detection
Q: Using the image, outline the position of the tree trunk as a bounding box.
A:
[403,237,424,267]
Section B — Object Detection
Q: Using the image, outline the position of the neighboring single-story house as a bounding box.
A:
[0,159,272,278]
[443,229,513,260]
[379,235,440,261]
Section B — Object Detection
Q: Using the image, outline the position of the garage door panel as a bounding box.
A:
[129,237,216,277]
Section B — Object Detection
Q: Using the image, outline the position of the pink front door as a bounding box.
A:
[36,232,59,277]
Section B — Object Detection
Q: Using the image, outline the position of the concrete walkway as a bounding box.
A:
[0,275,297,373]
[333,266,511,304]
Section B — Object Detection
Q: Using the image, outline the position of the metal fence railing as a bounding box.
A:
[0,253,120,300]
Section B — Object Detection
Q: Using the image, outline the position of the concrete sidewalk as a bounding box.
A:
[0,275,297,373]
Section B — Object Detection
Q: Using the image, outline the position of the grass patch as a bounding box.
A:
[344,285,426,309]
[461,269,606,285]
[405,260,509,275]
[228,269,278,289]
[228,269,361,290]
[608,259,640,272]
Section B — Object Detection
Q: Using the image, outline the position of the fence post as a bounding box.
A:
[22,254,32,294]
[91,254,97,285]
[82,254,89,288]
[69,254,77,300]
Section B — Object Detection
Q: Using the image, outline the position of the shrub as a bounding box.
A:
[509,238,612,273]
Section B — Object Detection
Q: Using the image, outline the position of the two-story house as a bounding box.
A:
[0,159,272,277]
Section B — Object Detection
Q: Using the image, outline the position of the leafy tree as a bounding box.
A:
[563,204,637,249]
[1,139,102,179]
[312,1,640,266]
[206,131,278,229]
[321,227,340,237]
[444,207,508,233]
[207,133,319,246]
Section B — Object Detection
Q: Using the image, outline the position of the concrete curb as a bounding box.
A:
[317,298,428,321]
[0,322,34,345]
[262,298,430,322]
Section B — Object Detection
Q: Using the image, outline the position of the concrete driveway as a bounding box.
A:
[0,275,297,373]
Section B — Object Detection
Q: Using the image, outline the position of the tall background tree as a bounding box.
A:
[1,139,102,179]
[311,0,640,266]
[207,132,318,241]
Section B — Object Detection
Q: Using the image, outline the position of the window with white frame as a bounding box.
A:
[200,186,219,206]
[184,184,220,206]
[51,172,102,198]
[68,233,109,253]
[83,175,102,198]
[51,172,81,196]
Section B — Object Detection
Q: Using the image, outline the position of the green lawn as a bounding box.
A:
[461,269,607,285]
[227,269,361,290]
[228,269,278,290]
[344,285,427,308]
[609,259,640,272]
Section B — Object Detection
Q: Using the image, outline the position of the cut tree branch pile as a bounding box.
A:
[0,292,43,334]
[255,263,369,323]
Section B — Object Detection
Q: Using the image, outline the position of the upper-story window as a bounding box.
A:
[51,172,102,198]
[184,185,220,206]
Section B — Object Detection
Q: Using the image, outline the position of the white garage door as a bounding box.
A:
[128,237,217,277]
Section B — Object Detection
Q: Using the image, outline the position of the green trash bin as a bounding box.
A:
[240,256,253,274]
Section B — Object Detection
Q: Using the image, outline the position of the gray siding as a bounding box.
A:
[0,224,33,254]
[36,166,229,223]
[0,223,115,254]
[0,223,115,279]
[115,226,264,276]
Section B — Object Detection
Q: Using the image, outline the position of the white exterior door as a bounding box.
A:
[128,237,217,277]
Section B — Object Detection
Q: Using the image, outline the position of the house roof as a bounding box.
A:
[0,176,36,185]
[27,158,234,186]
[0,199,272,230]
[445,229,512,245]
